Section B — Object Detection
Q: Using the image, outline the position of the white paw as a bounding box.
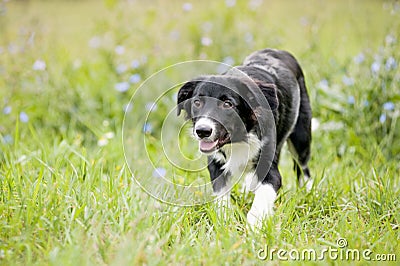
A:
[246,183,276,229]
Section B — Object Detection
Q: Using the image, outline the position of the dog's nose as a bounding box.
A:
[195,126,212,139]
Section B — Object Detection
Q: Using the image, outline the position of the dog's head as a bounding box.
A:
[177,75,278,154]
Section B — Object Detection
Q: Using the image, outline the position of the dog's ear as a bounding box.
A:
[254,81,279,111]
[177,79,202,116]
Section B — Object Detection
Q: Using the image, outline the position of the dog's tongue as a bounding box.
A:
[199,140,218,152]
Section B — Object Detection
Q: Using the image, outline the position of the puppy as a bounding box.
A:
[177,48,312,227]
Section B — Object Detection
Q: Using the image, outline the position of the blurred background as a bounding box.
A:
[0,0,399,264]
[1,0,398,157]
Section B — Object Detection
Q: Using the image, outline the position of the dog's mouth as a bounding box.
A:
[199,133,230,153]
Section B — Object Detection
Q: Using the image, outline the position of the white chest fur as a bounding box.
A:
[213,133,262,185]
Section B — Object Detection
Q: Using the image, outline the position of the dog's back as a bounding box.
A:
[244,48,305,81]
[229,49,309,150]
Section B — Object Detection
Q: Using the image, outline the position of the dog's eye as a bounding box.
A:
[193,99,202,108]
[222,100,234,109]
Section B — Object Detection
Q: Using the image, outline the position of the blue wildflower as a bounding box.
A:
[363,100,369,107]
[114,82,130,92]
[2,135,13,144]
[182,2,192,11]
[145,102,157,112]
[114,45,125,55]
[385,57,397,70]
[383,102,395,111]
[385,34,396,45]
[88,36,101,48]
[172,93,178,101]
[223,56,235,66]
[3,106,11,115]
[131,60,140,69]
[217,64,229,74]
[201,37,212,46]
[353,53,365,64]
[32,60,46,71]
[116,64,128,74]
[317,79,329,90]
[129,74,141,84]
[152,167,166,178]
[19,112,29,123]
[379,113,386,124]
[143,122,153,134]
[217,56,235,73]
[371,62,380,74]
[342,75,354,86]
[347,96,355,105]
[141,56,148,64]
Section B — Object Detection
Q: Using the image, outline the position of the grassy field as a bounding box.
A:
[1,0,399,265]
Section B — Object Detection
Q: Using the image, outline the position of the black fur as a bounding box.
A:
[177,48,312,195]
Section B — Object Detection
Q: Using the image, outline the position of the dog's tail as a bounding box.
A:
[290,62,312,181]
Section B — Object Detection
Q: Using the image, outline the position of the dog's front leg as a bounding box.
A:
[212,175,232,218]
[214,188,231,218]
[247,165,281,228]
[208,157,232,218]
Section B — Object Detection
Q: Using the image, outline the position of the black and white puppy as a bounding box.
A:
[177,48,312,227]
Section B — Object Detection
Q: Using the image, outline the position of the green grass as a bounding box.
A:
[1,0,399,265]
